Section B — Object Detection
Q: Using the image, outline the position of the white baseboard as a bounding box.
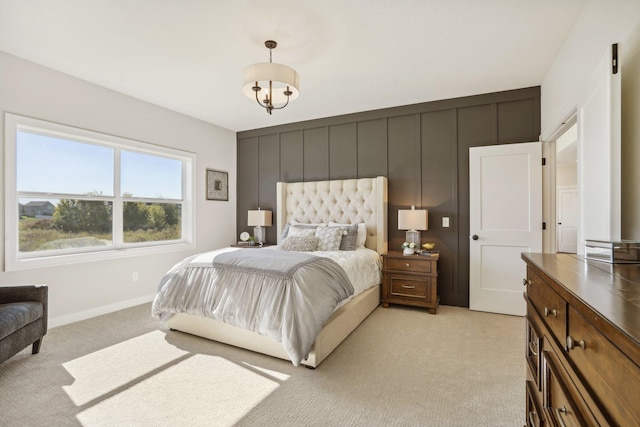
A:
[49,293,156,328]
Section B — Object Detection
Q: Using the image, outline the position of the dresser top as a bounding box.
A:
[522,253,640,351]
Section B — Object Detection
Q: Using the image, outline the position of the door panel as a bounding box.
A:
[557,187,578,253]
[470,142,542,316]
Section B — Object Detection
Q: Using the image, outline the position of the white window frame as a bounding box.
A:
[4,113,196,271]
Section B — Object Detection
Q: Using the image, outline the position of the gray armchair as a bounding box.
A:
[0,285,48,364]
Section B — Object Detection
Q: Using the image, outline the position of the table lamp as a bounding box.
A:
[398,206,428,247]
[247,208,272,245]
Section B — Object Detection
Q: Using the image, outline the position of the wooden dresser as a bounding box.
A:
[381,251,439,314]
[522,253,640,426]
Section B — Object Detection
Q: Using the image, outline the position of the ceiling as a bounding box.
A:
[0,0,587,132]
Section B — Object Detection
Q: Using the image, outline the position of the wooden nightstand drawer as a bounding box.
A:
[389,275,430,300]
[385,256,432,273]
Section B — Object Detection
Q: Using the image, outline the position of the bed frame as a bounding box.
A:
[168,176,388,367]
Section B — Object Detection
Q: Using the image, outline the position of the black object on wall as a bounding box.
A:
[237,86,541,307]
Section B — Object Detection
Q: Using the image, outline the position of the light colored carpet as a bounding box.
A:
[0,303,525,426]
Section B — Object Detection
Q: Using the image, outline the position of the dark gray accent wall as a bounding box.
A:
[237,86,541,307]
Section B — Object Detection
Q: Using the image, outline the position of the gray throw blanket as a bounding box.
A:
[152,248,354,365]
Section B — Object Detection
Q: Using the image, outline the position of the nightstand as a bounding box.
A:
[381,251,439,314]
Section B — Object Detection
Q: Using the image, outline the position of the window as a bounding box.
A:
[5,113,195,270]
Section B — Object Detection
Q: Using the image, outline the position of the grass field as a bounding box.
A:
[19,218,180,252]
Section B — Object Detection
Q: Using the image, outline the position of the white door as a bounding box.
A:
[578,43,621,245]
[469,142,542,316]
[557,187,578,253]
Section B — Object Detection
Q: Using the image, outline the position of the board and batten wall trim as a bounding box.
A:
[237,86,541,307]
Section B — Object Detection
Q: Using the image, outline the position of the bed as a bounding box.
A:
[154,176,388,367]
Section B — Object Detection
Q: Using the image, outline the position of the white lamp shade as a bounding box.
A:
[247,210,273,227]
[242,62,300,104]
[398,208,428,231]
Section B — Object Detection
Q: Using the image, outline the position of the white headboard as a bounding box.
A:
[276,176,388,254]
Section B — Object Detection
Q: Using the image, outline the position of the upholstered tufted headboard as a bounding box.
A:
[276,176,388,254]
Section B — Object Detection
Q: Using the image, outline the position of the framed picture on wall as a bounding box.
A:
[206,169,228,201]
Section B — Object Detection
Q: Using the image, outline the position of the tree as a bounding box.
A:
[162,203,180,226]
[123,202,147,231]
[53,199,111,233]
[147,205,167,230]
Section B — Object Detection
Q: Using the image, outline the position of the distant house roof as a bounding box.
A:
[25,201,54,207]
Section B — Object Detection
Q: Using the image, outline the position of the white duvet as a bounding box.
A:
[268,246,382,303]
[152,246,381,365]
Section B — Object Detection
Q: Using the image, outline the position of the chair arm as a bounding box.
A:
[0,285,48,332]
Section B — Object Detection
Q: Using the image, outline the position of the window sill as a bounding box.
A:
[5,241,195,272]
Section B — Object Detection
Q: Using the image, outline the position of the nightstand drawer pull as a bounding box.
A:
[402,285,416,289]
[406,263,410,267]
[544,307,557,317]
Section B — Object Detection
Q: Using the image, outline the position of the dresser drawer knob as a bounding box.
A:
[406,263,410,267]
[523,278,532,287]
[529,410,539,427]
[544,307,557,317]
[402,285,416,289]
[555,406,568,427]
[566,335,586,350]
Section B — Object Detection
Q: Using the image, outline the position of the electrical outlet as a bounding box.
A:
[132,272,139,282]
[442,217,450,228]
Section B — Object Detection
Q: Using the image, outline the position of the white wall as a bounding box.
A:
[0,51,237,326]
[622,16,640,238]
[556,163,577,188]
[541,0,640,240]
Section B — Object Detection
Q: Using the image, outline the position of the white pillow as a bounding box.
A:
[357,223,367,247]
[292,221,326,227]
[315,226,344,251]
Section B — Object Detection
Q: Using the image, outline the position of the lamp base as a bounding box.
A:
[254,226,265,245]
[405,230,421,248]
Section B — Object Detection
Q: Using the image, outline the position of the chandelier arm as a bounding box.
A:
[271,96,290,110]
[253,83,270,109]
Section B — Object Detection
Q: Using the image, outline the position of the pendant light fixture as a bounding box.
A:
[242,40,300,114]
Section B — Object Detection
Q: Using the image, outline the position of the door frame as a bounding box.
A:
[543,110,578,254]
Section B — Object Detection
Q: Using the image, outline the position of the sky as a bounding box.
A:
[17,131,183,201]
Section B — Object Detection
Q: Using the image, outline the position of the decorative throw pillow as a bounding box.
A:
[287,225,317,238]
[328,223,358,250]
[315,226,344,251]
[279,236,318,252]
[282,222,323,240]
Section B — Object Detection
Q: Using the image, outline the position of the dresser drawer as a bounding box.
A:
[543,350,585,427]
[384,256,432,273]
[525,307,543,391]
[526,380,545,427]
[566,306,640,426]
[526,267,566,345]
[388,275,430,301]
